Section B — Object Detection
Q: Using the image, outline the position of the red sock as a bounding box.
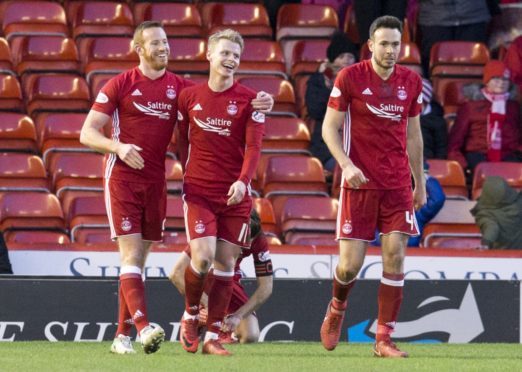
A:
[206,272,233,334]
[184,264,206,315]
[376,272,404,343]
[120,272,149,333]
[331,267,356,311]
[115,283,133,337]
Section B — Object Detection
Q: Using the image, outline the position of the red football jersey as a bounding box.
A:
[328,60,422,190]
[91,67,192,182]
[177,82,265,193]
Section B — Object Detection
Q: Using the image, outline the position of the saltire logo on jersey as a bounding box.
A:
[251,111,265,123]
[194,117,231,136]
[366,103,402,121]
[132,102,170,120]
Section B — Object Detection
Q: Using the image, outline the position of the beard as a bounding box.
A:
[143,52,168,71]
[373,55,396,70]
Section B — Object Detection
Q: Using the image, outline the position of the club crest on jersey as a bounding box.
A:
[121,218,132,232]
[227,102,238,116]
[397,86,407,101]
[195,220,205,234]
[95,92,109,104]
[342,222,352,235]
[166,86,176,100]
[251,111,265,123]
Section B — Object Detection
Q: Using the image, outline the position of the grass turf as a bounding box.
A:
[1,342,521,371]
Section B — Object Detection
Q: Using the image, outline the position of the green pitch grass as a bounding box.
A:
[1,342,521,372]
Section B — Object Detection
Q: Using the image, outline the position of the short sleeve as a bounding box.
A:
[409,74,423,117]
[91,75,120,116]
[327,68,350,112]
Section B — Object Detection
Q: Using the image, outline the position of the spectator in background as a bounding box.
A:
[354,0,408,43]
[448,60,521,178]
[504,35,522,91]
[306,31,358,172]
[420,79,448,159]
[373,162,446,247]
[418,0,491,76]
[471,176,522,249]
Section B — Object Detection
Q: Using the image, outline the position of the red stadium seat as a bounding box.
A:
[81,37,138,83]
[276,4,338,72]
[167,38,208,75]
[165,195,185,231]
[253,197,277,237]
[72,1,134,39]
[200,3,272,39]
[262,117,311,155]
[68,195,109,243]
[134,3,204,38]
[238,76,297,117]
[237,40,286,79]
[163,231,188,245]
[290,39,329,79]
[342,3,360,44]
[471,162,522,200]
[426,159,468,200]
[165,158,183,195]
[24,74,91,117]
[36,113,87,160]
[4,230,70,245]
[280,196,337,244]
[0,37,14,76]
[422,199,480,247]
[10,36,80,76]
[428,236,482,250]
[2,1,68,41]
[0,192,65,231]
[0,152,49,192]
[89,73,118,98]
[0,74,23,112]
[0,113,37,153]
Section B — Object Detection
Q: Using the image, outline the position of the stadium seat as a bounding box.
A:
[167,38,208,75]
[441,81,470,126]
[165,195,185,232]
[280,196,338,245]
[265,235,282,245]
[238,76,297,117]
[0,74,23,112]
[342,3,360,44]
[3,230,70,245]
[422,199,480,247]
[253,197,277,237]
[163,230,188,245]
[471,162,522,200]
[200,3,272,39]
[426,159,468,200]
[165,158,183,194]
[2,1,68,41]
[10,36,80,76]
[289,39,329,79]
[262,117,311,155]
[0,113,37,153]
[133,2,204,38]
[331,163,342,199]
[293,74,311,120]
[237,40,286,79]
[24,74,91,117]
[68,195,109,243]
[0,192,65,231]
[428,236,482,250]
[89,73,118,98]
[276,4,338,72]
[0,38,14,76]
[0,152,49,192]
[81,37,138,83]
[36,113,87,160]
[71,1,134,39]
[262,155,329,199]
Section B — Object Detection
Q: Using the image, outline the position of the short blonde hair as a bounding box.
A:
[133,21,164,48]
[208,29,244,53]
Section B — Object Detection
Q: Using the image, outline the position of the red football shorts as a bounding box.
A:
[227,281,250,314]
[182,187,252,248]
[105,178,167,241]
[337,187,419,241]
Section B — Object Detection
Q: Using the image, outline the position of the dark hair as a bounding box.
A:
[250,208,262,239]
[326,31,359,63]
[133,21,164,47]
[369,15,402,39]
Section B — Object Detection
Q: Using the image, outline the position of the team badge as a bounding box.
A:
[251,111,265,123]
[121,218,132,232]
[166,87,176,100]
[195,221,205,234]
[95,92,109,104]
[342,222,352,235]
[258,251,271,262]
[227,102,238,116]
[397,86,407,101]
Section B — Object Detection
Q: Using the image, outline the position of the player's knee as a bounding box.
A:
[240,330,259,344]
[336,262,359,281]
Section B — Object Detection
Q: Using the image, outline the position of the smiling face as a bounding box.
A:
[486,77,510,94]
[368,27,401,71]
[207,38,242,78]
[136,27,169,71]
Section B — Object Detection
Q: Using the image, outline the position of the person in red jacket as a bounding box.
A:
[504,35,522,92]
[448,60,521,178]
